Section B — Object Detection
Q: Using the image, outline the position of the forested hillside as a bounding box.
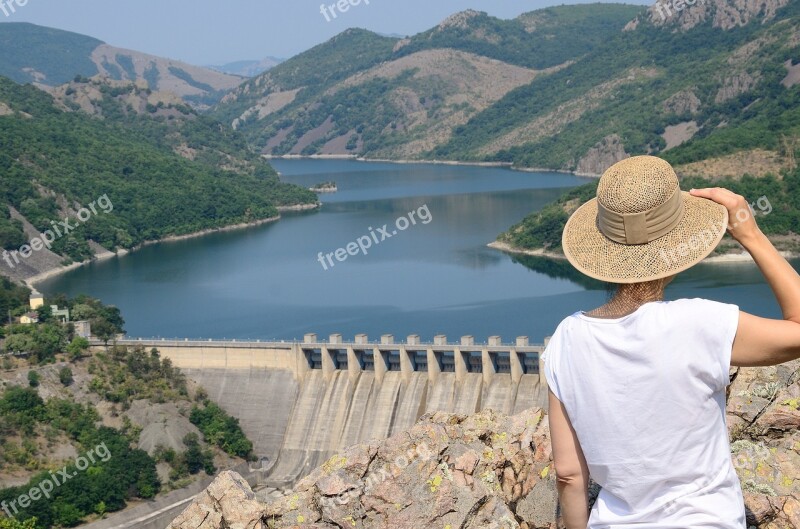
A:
[0,76,317,282]
[215,0,800,179]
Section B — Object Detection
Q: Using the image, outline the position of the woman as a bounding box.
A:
[543,155,800,528]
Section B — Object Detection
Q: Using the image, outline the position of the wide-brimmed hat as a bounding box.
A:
[562,155,728,283]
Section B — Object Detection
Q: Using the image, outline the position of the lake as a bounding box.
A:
[37,159,790,343]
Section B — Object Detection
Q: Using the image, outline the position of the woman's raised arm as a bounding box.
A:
[690,187,800,366]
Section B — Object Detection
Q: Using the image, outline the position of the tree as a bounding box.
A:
[31,324,66,363]
[3,334,34,355]
[183,433,204,474]
[190,402,253,459]
[180,432,216,475]
[69,304,95,321]
[27,370,40,388]
[0,386,45,416]
[194,386,208,403]
[90,319,117,345]
[35,304,53,323]
[59,367,73,386]
[66,337,90,361]
[52,502,83,527]
[0,517,37,529]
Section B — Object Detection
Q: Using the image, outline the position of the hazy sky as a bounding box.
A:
[1,0,647,66]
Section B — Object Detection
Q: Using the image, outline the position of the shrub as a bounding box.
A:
[59,367,73,386]
[66,337,90,361]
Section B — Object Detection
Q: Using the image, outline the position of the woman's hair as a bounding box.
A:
[604,278,671,302]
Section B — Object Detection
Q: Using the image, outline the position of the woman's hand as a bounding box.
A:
[689,187,762,245]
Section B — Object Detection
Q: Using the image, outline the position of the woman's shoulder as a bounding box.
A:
[553,310,584,330]
[652,298,741,334]
[660,297,739,312]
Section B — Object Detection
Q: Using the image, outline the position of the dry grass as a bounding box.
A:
[675,149,790,179]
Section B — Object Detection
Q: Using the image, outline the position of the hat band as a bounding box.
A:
[597,187,683,245]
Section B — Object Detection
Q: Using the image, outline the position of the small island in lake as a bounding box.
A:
[310,181,338,193]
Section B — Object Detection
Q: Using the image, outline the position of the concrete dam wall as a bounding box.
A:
[103,333,549,487]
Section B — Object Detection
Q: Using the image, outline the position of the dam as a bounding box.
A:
[96,333,550,487]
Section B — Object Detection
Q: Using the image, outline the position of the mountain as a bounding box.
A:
[211,4,646,160]
[214,1,800,178]
[0,23,244,108]
[0,76,317,284]
[437,0,800,177]
[214,28,399,133]
[208,57,284,77]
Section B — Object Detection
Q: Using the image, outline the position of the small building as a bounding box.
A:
[29,291,44,310]
[20,312,39,325]
[51,305,70,323]
[73,320,91,339]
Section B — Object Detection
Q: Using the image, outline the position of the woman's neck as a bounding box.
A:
[585,280,666,319]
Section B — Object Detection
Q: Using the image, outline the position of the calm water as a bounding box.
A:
[38,160,789,342]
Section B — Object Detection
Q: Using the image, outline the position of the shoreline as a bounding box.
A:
[24,251,120,288]
[263,153,574,172]
[488,241,800,264]
[266,153,510,168]
[25,204,320,288]
[487,241,568,260]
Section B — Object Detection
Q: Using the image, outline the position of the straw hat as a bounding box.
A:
[562,155,728,283]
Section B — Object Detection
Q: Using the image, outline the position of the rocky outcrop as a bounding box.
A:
[435,10,483,32]
[167,471,267,529]
[574,134,629,177]
[172,408,555,529]
[715,71,760,103]
[170,360,800,529]
[266,408,555,529]
[662,89,702,115]
[646,0,790,31]
[726,359,800,528]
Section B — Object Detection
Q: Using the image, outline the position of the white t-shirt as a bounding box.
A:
[542,298,746,528]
